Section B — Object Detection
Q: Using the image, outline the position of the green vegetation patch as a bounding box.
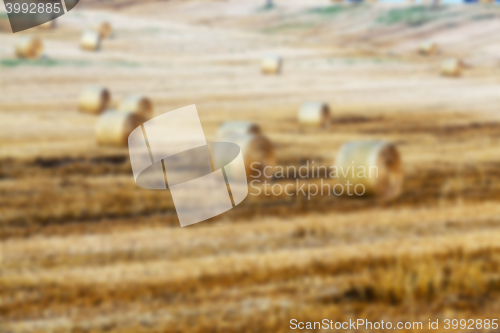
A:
[256,2,276,12]
[0,58,141,68]
[471,13,497,21]
[258,4,359,35]
[377,6,446,26]
[308,5,353,16]
[0,58,69,67]
[261,21,316,34]
[105,59,141,68]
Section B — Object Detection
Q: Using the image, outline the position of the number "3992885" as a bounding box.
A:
[6,2,61,14]
[444,319,498,330]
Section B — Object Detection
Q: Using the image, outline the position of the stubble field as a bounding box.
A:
[2,1,500,332]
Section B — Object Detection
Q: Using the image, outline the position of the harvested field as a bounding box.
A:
[2,1,500,332]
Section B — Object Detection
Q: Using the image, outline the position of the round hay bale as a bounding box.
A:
[93,22,112,39]
[334,141,403,200]
[80,30,101,52]
[440,58,463,77]
[78,86,111,114]
[418,41,437,55]
[118,95,153,122]
[217,121,261,138]
[298,102,330,128]
[261,56,282,75]
[96,111,139,147]
[217,133,276,181]
[15,36,43,59]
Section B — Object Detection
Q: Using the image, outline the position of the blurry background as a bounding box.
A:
[2,0,500,332]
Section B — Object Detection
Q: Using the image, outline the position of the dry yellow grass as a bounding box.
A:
[2,1,500,332]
